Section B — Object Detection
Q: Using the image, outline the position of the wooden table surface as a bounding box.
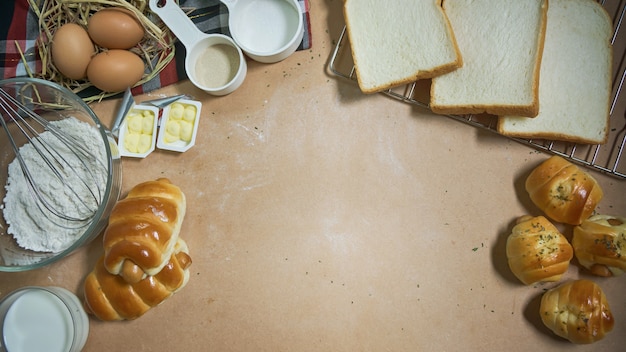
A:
[1,1,625,351]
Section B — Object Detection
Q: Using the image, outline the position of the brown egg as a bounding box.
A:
[88,8,145,49]
[87,50,145,92]
[51,23,95,80]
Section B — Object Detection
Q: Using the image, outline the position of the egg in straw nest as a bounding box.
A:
[23,0,176,102]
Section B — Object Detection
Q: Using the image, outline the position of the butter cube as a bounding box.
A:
[183,106,196,122]
[124,133,140,153]
[166,120,180,135]
[137,134,152,153]
[169,103,184,120]
[127,113,143,134]
[164,132,179,143]
[142,115,154,135]
[180,121,193,142]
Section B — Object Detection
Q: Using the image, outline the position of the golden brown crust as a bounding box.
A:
[525,156,603,225]
[126,177,186,203]
[572,215,626,277]
[506,215,573,285]
[102,178,186,282]
[540,279,614,344]
[430,104,538,117]
[496,129,610,146]
[120,260,145,284]
[84,238,192,321]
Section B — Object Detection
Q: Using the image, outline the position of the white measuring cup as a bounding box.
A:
[221,0,304,63]
[149,0,247,96]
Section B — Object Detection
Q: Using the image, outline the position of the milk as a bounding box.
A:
[0,287,89,352]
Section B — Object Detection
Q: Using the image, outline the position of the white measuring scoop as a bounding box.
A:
[221,0,304,63]
[149,0,247,96]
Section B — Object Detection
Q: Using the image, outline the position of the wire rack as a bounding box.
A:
[329,0,626,180]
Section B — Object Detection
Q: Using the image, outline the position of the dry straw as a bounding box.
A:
[25,0,176,102]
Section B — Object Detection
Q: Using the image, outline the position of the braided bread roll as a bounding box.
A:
[540,280,614,344]
[103,178,186,283]
[506,215,573,285]
[84,238,192,321]
[525,156,603,225]
[572,215,626,277]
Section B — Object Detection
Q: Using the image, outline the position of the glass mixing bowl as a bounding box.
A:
[0,77,122,271]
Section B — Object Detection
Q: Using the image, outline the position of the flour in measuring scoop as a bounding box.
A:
[195,44,240,88]
[2,117,108,252]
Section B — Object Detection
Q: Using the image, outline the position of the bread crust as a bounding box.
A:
[84,238,192,321]
[525,156,603,225]
[572,215,626,277]
[430,103,539,118]
[496,129,611,145]
[506,215,573,285]
[540,280,614,344]
[102,178,186,282]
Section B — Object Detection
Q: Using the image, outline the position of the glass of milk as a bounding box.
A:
[0,286,89,352]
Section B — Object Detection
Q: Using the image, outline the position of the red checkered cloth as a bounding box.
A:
[0,0,312,95]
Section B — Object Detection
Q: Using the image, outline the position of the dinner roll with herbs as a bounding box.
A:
[572,215,626,277]
[506,215,573,285]
[540,280,614,344]
[525,156,603,225]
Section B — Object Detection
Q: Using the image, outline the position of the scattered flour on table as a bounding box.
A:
[2,117,108,252]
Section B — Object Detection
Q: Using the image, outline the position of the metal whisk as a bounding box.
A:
[0,87,107,228]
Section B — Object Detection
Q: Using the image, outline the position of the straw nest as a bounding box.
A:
[25,0,176,102]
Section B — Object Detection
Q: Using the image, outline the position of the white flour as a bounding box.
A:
[2,117,107,253]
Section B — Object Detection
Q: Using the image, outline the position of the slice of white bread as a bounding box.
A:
[430,0,548,117]
[343,0,462,94]
[498,0,612,144]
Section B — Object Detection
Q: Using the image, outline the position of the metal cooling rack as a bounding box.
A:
[329,0,626,180]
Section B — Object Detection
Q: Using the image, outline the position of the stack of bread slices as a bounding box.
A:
[343,0,613,145]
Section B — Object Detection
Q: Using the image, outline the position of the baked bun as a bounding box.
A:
[525,156,603,225]
[540,279,614,344]
[103,178,186,283]
[572,215,626,277]
[506,215,573,285]
[84,238,192,321]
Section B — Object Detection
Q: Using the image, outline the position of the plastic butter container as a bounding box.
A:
[0,286,89,352]
[157,99,202,153]
[118,104,159,158]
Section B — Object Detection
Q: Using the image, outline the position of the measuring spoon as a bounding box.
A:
[149,0,247,96]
